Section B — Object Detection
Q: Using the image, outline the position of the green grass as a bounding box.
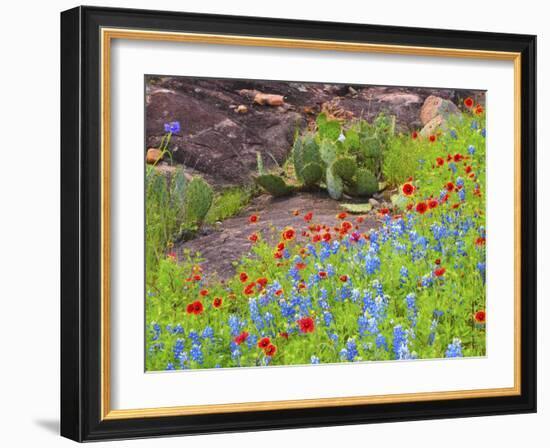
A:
[205,186,256,224]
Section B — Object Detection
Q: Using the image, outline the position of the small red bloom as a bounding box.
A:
[356,216,365,224]
[193,274,202,282]
[187,300,204,315]
[282,227,296,241]
[453,153,464,162]
[212,297,223,308]
[279,331,289,339]
[186,303,194,314]
[318,271,327,279]
[297,317,315,333]
[275,289,283,296]
[436,157,445,167]
[322,232,332,242]
[446,182,455,192]
[277,242,285,251]
[434,267,446,277]
[199,289,209,297]
[339,275,348,282]
[296,262,307,270]
[248,214,259,224]
[274,251,283,259]
[379,208,390,216]
[167,251,177,260]
[464,97,474,108]
[429,135,436,143]
[475,104,484,115]
[406,203,414,211]
[244,282,256,295]
[341,221,353,231]
[402,183,415,196]
[416,202,428,214]
[239,272,249,283]
[435,258,441,265]
[312,234,322,243]
[476,237,486,246]
[465,165,473,174]
[264,344,277,357]
[337,212,348,220]
[304,211,314,222]
[428,199,438,209]
[474,310,486,324]
[256,277,268,288]
[258,337,271,349]
[248,233,259,243]
[234,331,249,345]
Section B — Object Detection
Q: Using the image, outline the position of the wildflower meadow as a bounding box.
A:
[145,82,487,372]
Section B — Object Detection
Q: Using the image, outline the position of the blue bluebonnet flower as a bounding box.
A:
[188,330,200,345]
[247,333,258,349]
[148,342,164,353]
[323,311,334,327]
[375,333,388,351]
[449,162,457,174]
[471,120,478,130]
[164,121,181,133]
[190,344,203,364]
[151,323,161,341]
[202,326,214,340]
[468,144,476,155]
[405,293,417,326]
[171,324,184,335]
[228,315,245,337]
[450,129,458,139]
[445,338,463,358]
[481,128,486,138]
[166,362,175,370]
[477,262,486,284]
[392,325,413,360]
[345,339,358,361]
[311,355,320,364]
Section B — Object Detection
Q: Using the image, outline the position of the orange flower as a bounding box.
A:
[292,209,300,216]
[296,262,307,270]
[248,214,259,224]
[337,212,348,220]
[264,344,277,357]
[239,272,248,283]
[248,233,259,243]
[212,297,223,308]
[429,135,436,143]
[199,289,209,296]
[475,104,484,115]
[402,182,415,196]
[474,310,486,324]
[339,275,348,282]
[304,211,313,222]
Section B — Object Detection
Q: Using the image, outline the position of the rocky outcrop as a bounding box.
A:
[146,77,484,185]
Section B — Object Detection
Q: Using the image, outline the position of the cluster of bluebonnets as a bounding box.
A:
[146,105,487,372]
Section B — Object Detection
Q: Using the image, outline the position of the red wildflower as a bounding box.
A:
[282,227,296,241]
[428,199,438,209]
[465,165,473,174]
[318,271,327,279]
[167,251,177,260]
[406,203,414,211]
[429,135,436,143]
[337,212,348,220]
[436,157,445,167]
[277,242,285,251]
[275,289,283,296]
[296,262,307,270]
[257,337,271,349]
[187,300,204,315]
[474,310,486,324]
[274,251,283,259]
[434,267,446,277]
[379,208,390,216]
[212,297,223,308]
[248,233,259,243]
[193,274,202,281]
[416,202,428,214]
[402,183,415,196]
[244,282,256,295]
[279,331,289,339]
[312,234,322,243]
[339,275,348,282]
[256,277,268,288]
[446,182,455,192]
[475,104,484,115]
[248,214,258,224]
[304,211,313,222]
[234,331,249,345]
[356,216,365,224]
[199,289,209,297]
[464,97,474,108]
[453,153,464,162]
[264,344,277,357]
[322,232,332,242]
[239,272,248,283]
[476,237,486,246]
[411,131,418,139]
[297,316,315,333]
[435,258,441,265]
[341,221,353,231]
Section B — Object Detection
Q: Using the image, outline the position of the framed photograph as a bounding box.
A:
[61,6,536,442]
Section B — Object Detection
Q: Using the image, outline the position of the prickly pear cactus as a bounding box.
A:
[319,140,337,165]
[293,134,322,183]
[352,168,379,197]
[255,174,294,197]
[300,162,323,186]
[184,177,213,224]
[331,156,357,182]
[326,168,344,200]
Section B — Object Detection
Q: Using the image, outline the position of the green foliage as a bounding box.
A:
[255,174,294,197]
[206,186,254,224]
[331,156,357,181]
[326,167,344,200]
[184,177,214,225]
[256,151,265,175]
[292,133,323,183]
[319,140,337,165]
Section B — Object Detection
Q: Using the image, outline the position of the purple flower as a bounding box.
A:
[164,121,181,134]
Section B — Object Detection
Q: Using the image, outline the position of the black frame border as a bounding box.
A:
[61,5,536,442]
